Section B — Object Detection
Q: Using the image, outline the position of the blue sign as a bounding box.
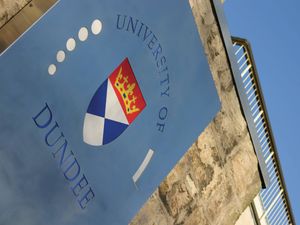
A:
[0,0,220,224]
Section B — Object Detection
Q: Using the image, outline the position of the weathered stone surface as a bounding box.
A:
[0,0,262,224]
[0,0,31,27]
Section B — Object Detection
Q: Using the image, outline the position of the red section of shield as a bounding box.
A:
[108,58,146,124]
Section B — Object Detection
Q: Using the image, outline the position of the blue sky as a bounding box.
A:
[224,0,300,222]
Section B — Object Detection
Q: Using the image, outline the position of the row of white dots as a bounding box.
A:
[48,19,103,75]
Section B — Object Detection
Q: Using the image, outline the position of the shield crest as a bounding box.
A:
[83,58,146,146]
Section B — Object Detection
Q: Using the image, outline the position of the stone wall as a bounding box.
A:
[0,0,262,224]
[0,0,31,27]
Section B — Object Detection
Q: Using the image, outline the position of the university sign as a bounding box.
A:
[0,0,220,224]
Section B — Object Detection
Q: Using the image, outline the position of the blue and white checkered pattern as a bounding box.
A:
[83,79,129,146]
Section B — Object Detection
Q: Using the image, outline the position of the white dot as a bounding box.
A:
[56,50,65,63]
[78,27,89,41]
[48,64,56,75]
[66,38,76,51]
[91,19,102,35]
